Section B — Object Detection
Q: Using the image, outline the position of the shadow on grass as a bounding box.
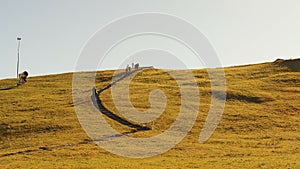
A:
[214,90,273,103]
[0,85,18,91]
[0,130,138,158]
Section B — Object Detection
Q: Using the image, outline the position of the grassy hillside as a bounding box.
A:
[0,59,299,168]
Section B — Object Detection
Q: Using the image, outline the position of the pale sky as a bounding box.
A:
[1,0,300,79]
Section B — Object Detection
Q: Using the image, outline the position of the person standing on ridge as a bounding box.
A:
[135,63,139,70]
[126,64,129,73]
[17,71,28,85]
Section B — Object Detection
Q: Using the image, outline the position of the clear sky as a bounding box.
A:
[1,0,300,79]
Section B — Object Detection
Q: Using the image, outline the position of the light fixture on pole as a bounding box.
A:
[17,37,22,78]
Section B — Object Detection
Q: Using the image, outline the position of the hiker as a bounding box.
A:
[18,71,28,85]
[135,63,139,70]
[126,64,130,73]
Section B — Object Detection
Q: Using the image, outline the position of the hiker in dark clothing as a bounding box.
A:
[18,71,28,85]
[135,63,139,70]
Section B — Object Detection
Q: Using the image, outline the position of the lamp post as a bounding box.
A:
[17,37,22,78]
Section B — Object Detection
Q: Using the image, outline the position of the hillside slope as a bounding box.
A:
[0,59,299,168]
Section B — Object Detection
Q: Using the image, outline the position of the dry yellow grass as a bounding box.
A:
[0,59,299,168]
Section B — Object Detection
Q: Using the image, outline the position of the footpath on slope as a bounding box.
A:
[91,67,152,131]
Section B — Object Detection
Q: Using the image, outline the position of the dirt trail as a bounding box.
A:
[91,68,151,130]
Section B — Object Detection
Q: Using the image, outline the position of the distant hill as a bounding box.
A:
[0,59,299,168]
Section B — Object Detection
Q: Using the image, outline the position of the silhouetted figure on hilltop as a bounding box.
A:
[18,71,28,85]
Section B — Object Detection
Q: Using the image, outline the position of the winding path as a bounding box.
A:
[91,68,152,131]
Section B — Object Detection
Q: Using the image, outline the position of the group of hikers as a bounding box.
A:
[125,63,139,73]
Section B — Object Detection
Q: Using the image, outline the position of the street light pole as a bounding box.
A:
[17,37,22,78]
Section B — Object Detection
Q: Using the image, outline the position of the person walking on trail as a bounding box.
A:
[135,63,139,70]
[18,71,28,85]
[126,64,129,73]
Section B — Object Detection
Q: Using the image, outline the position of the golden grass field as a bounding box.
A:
[0,59,299,168]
